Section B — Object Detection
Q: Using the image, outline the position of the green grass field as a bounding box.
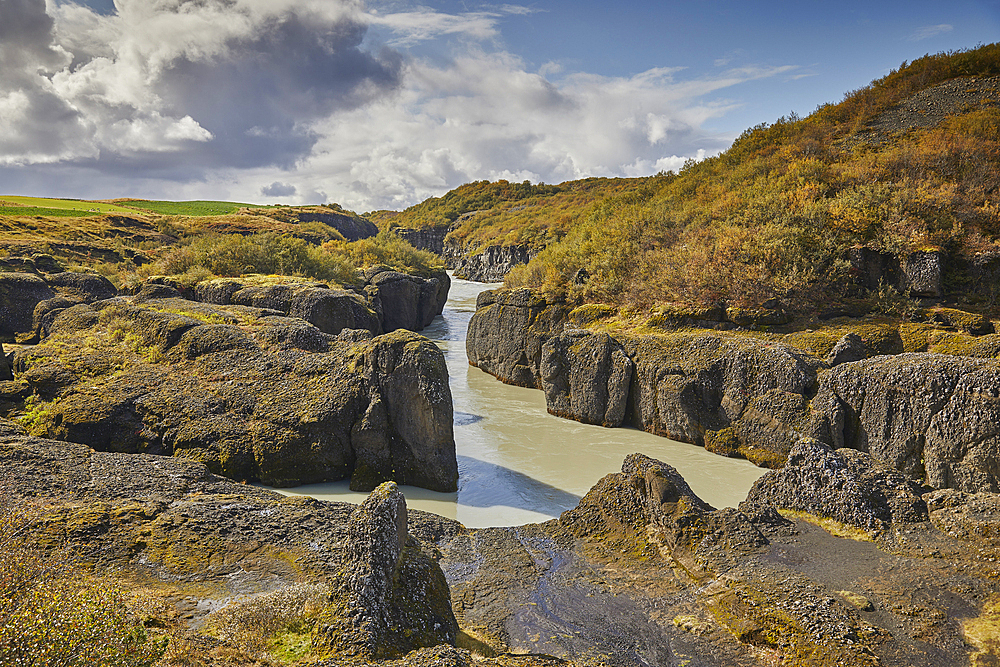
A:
[0,196,138,215]
[115,199,260,216]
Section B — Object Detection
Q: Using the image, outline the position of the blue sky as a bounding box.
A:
[0,0,996,210]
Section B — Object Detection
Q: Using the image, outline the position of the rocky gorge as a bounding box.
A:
[467,287,1000,495]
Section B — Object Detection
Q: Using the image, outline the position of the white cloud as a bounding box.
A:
[2,0,798,211]
[909,24,953,41]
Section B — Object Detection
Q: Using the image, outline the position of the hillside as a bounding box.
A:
[507,45,1000,319]
[382,44,1000,321]
[0,199,442,288]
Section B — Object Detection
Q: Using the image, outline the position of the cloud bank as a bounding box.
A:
[0,0,796,209]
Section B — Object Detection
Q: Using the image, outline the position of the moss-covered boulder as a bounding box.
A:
[314,482,457,659]
[9,295,457,492]
[0,272,55,339]
[466,288,570,388]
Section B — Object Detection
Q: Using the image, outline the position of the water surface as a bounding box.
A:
[273,277,766,527]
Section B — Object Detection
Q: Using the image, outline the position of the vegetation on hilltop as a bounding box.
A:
[503,44,1000,316]
[0,197,441,290]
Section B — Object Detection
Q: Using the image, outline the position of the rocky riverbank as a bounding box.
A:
[4,421,999,666]
[0,268,456,492]
[466,287,1000,490]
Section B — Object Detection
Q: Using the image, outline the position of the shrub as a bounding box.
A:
[323,231,445,277]
[0,498,167,667]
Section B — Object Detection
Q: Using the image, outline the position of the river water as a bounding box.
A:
[272,277,766,527]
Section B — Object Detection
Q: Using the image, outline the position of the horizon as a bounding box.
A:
[1,0,997,210]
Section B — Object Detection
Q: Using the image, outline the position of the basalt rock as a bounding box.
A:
[466,288,570,388]
[622,333,822,455]
[44,271,118,302]
[366,269,450,332]
[452,244,532,283]
[826,332,867,366]
[540,330,633,427]
[808,353,1000,493]
[13,296,457,492]
[0,341,11,382]
[0,272,55,339]
[315,482,457,659]
[196,280,382,336]
[743,437,928,535]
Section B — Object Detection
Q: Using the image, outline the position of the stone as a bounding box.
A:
[44,272,117,302]
[903,250,943,298]
[0,272,55,338]
[452,244,532,282]
[466,288,569,388]
[0,341,11,381]
[809,353,1000,492]
[540,330,633,427]
[826,332,866,366]
[743,437,928,535]
[315,482,457,659]
[14,297,458,492]
[366,269,450,332]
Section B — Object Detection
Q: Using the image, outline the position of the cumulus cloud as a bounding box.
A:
[295,53,794,210]
[1,0,798,210]
[261,181,297,197]
[909,24,953,41]
[1,0,401,172]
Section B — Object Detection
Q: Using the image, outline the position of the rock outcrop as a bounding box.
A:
[365,269,451,333]
[0,272,55,338]
[193,269,449,336]
[315,482,457,659]
[11,295,457,492]
[744,438,928,534]
[466,288,570,388]
[451,244,532,282]
[540,330,633,427]
[848,246,945,298]
[5,422,1000,667]
[395,226,451,256]
[808,352,1000,493]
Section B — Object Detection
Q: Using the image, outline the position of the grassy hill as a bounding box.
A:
[0,198,441,289]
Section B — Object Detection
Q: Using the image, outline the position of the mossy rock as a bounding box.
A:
[926,307,995,336]
[569,303,616,326]
[704,428,740,457]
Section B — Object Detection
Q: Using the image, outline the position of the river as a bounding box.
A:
[272,276,766,527]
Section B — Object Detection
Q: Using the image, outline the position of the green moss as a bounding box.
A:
[704,428,740,457]
[569,303,616,326]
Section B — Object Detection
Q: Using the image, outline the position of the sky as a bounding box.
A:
[0,0,997,211]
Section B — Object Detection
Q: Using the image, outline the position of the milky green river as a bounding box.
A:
[271,276,766,527]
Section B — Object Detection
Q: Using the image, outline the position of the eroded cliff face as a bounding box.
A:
[466,287,1000,490]
[10,294,458,492]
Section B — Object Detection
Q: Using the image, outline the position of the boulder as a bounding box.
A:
[29,296,83,342]
[903,250,943,298]
[743,437,928,535]
[809,353,1000,492]
[15,297,458,492]
[826,332,867,366]
[228,283,381,336]
[366,269,450,332]
[0,341,11,381]
[0,272,55,338]
[540,330,633,427]
[466,288,570,388]
[44,272,117,302]
[315,482,457,659]
[355,330,457,492]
